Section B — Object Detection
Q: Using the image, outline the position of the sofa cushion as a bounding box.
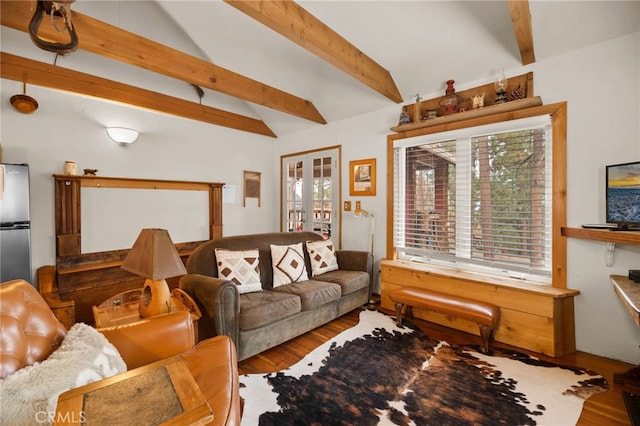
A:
[306,239,339,276]
[215,248,262,294]
[238,291,301,331]
[312,270,370,296]
[0,323,126,426]
[273,280,341,311]
[270,243,309,287]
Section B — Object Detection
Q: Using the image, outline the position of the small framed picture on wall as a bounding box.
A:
[244,170,261,207]
[349,158,376,196]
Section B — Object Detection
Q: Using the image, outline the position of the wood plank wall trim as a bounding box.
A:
[381,259,579,298]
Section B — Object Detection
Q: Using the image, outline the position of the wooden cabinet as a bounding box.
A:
[380,259,579,357]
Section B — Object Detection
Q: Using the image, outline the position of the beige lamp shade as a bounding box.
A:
[121,228,187,318]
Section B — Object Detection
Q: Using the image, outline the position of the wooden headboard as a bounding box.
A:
[48,174,224,325]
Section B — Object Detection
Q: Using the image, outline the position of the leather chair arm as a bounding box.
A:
[179,274,240,347]
[180,335,242,426]
[98,311,194,370]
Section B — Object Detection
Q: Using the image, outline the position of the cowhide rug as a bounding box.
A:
[240,310,607,426]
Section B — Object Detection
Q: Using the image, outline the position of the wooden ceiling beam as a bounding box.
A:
[507,0,536,65]
[225,0,403,104]
[0,1,325,124]
[1,52,277,138]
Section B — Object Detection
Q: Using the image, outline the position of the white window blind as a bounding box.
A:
[393,116,553,282]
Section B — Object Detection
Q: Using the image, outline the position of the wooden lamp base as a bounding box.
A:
[139,279,171,318]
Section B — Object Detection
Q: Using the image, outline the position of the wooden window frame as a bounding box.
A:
[387,102,568,288]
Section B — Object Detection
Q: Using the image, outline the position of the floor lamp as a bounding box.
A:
[354,206,376,303]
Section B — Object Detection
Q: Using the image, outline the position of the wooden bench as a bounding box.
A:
[389,286,500,353]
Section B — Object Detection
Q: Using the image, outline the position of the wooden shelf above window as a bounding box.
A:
[561,227,640,246]
[391,72,538,133]
[390,96,543,133]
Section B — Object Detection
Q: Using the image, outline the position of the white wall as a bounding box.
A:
[273,32,640,364]
[537,32,640,364]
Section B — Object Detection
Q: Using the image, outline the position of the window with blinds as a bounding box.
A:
[393,116,553,283]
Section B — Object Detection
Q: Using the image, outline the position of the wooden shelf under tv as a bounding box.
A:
[561,227,640,246]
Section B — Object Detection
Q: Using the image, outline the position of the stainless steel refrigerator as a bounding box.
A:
[0,163,31,282]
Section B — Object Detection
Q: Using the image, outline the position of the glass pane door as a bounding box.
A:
[282,148,339,242]
[284,158,305,232]
[312,156,333,238]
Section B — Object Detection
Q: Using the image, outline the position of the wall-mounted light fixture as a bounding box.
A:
[106,127,139,145]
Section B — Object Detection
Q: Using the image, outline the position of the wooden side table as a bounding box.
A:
[93,288,202,340]
[54,356,212,426]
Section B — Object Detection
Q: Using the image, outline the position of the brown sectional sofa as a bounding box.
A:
[180,232,372,361]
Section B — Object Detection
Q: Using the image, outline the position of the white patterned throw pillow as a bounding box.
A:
[306,239,339,276]
[215,248,262,294]
[271,243,309,287]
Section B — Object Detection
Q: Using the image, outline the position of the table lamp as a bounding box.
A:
[121,228,187,318]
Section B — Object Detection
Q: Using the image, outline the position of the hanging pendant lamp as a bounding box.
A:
[10,79,39,114]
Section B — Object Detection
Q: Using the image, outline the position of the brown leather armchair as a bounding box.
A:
[0,279,241,425]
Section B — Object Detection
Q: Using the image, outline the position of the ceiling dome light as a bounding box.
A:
[106,127,139,145]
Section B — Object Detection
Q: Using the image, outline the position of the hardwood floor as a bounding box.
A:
[238,305,635,425]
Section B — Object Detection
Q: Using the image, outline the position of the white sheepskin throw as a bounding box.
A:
[0,323,126,426]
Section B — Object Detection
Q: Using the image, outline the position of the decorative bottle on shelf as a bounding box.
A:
[494,69,508,104]
[412,93,423,123]
[443,80,458,115]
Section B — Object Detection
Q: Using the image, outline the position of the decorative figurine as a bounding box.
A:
[443,80,458,114]
[508,82,526,101]
[398,110,411,125]
[471,93,485,109]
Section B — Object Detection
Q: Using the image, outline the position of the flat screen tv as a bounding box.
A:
[606,161,640,230]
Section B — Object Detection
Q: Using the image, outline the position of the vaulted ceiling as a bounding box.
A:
[1,1,638,138]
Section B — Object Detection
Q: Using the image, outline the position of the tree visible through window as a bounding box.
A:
[394,116,552,282]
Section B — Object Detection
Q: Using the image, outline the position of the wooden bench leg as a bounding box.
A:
[478,324,494,353]
[393,303,415,327]
[394,302,404,326]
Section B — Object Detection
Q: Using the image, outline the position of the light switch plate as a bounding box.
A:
[344,201,351,211]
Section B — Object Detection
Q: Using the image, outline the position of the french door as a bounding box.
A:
[281,147,340,243]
